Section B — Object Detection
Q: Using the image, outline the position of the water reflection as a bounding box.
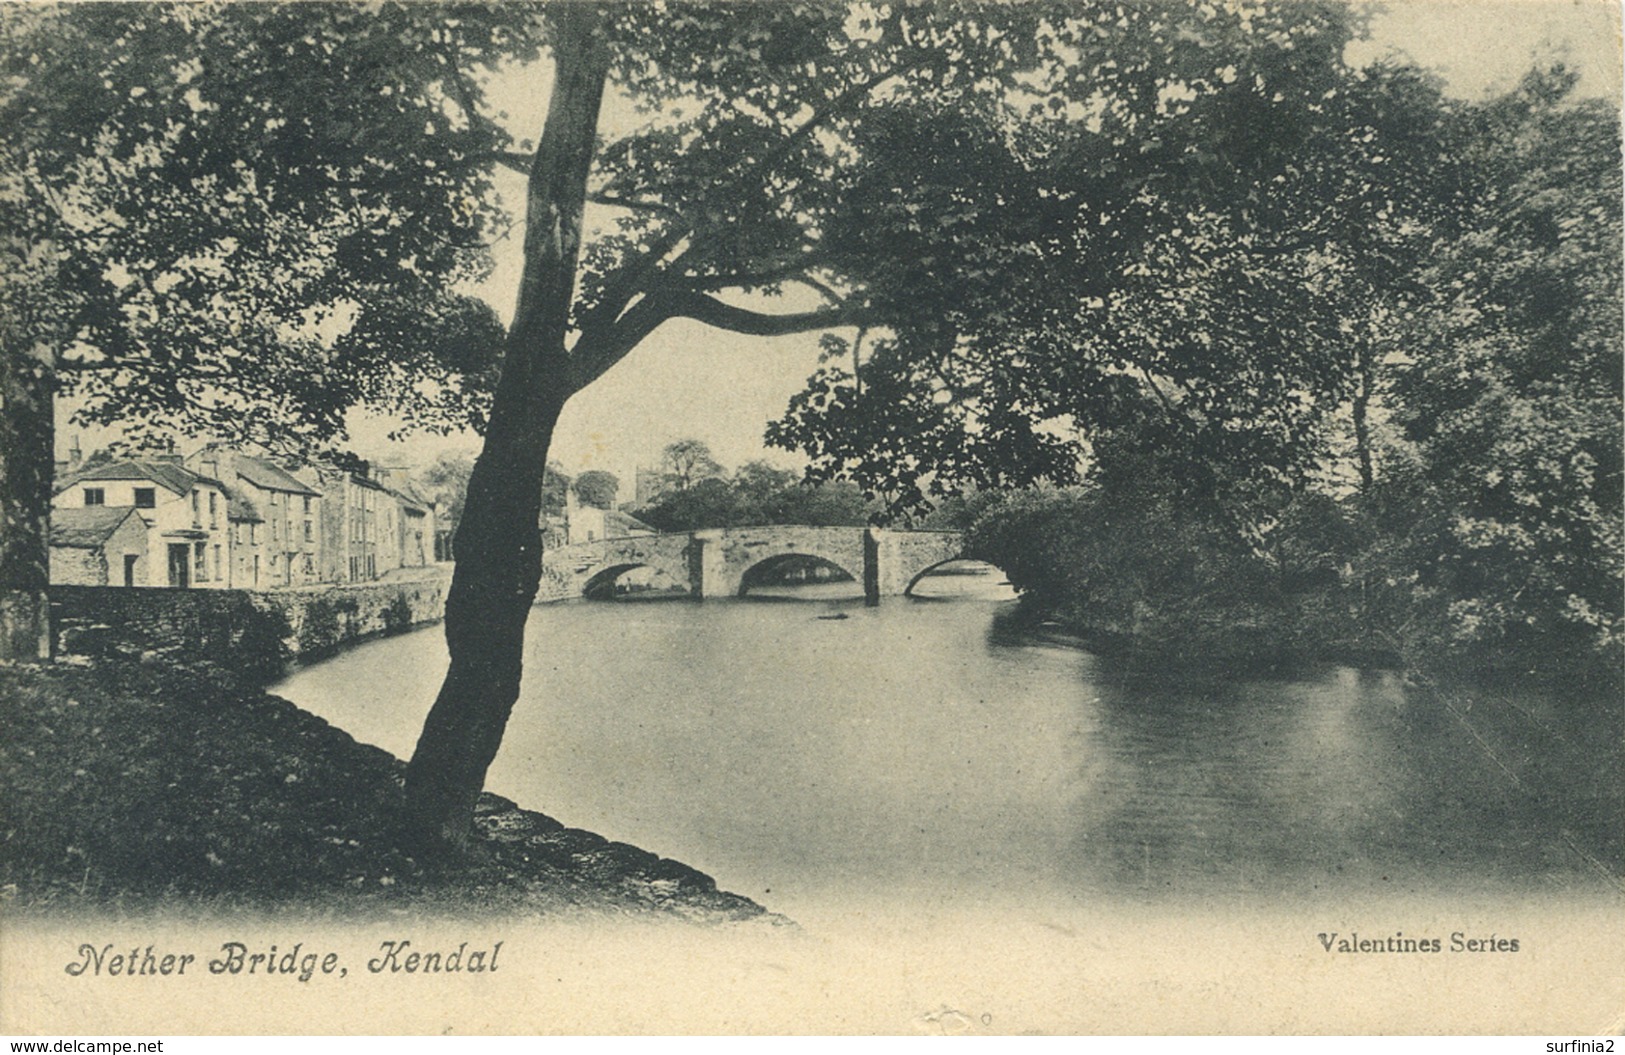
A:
[272,582,1622,920]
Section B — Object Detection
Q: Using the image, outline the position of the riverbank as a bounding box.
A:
[0,658,778,924]
[961,485,1622,682]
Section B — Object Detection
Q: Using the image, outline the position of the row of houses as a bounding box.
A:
[49,445,436,590]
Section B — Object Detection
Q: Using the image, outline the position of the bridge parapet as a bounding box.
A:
[539,526,966,604]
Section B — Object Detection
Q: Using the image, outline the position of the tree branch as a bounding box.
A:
[483,151,536,176]
[566,289,676,392]
[669,291,872,336]
[566,32,920,394]
[53,354,119,373]
[791,273,844,304]
[573,223,690,338]
[688,250,841,294]
[432,37,530,177]
[587,191,686,224]
[640,45,924,311]
[567,288,872,394]
[750,33,918,183]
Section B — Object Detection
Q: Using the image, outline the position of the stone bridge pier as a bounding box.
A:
[540,526,971,604]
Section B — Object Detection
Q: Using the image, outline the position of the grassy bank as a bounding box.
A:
[0,658,775,924]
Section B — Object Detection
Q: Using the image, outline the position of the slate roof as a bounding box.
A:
[382,484,428,515]
[221,482,264,523]
[56,458,206,497]
[236,455,321,497]
[51,506,143,548]
[605,510,656,536]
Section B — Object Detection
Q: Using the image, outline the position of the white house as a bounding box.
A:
[52,458,232,588]
[564,484,656,544]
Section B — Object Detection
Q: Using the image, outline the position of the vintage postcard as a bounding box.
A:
[2,0,1621,1036]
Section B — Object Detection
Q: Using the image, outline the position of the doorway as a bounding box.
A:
[167,543,190,588]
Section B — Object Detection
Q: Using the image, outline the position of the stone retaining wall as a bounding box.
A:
[536,564,580,604]
[52,574,448,679]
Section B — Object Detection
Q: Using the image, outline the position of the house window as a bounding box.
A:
[272,518,279,542]
[304,519,313,542]
[236,523,245,545]
[250,523,258,545]
[213,545,222,581]
[83,488,104,506]
[194,542,207,581]
[303,555,314,576]
[303,496,312,514]
[191,491,200,525]
[208,492,217,528]
[134,488,156,509]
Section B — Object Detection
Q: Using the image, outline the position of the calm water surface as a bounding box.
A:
[272,573,1621,922]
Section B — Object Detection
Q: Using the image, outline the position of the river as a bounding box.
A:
[271,568,1622,927]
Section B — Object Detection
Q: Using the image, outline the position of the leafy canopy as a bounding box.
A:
[10,1,1439,517]
[2,3,522,452]
[572,469,619,509]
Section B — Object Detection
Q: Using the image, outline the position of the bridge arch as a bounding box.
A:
[539,533,693,602]
[902,556,1012,598]
[736,551,862,598]
[580,562,692,600]
[693,525,870,600]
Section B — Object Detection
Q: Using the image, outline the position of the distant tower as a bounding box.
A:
[634,466,665,508]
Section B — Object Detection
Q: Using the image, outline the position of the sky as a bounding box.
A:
[63,0,1624,488]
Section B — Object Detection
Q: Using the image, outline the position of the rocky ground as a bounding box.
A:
[0,657,778,925]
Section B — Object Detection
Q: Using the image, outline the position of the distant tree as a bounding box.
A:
[661,439,724,493]
[733,460,799,506]
[637,476,753,533]
[638,466,870,531]
[419,453,477,535]
[765,480,870,527]
[572,469,619,510]
[540,462,571,519]
[77,448,117,473]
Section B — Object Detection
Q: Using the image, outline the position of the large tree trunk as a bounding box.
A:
[0,333,54,663]
[400,6,609,853]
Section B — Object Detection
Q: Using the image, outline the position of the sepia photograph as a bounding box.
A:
[1,0,1621,1037]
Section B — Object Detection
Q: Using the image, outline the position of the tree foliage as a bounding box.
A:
[1367,70,1623,664]
[968,68,1622,673]
[764,1,1461,520]
[417,451,475,534]
[571,469,618,509]
[2,3,516,453]
[657,438,723,494]
[637,457,868,532]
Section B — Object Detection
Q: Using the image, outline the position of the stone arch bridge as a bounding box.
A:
[538,526,972,604]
